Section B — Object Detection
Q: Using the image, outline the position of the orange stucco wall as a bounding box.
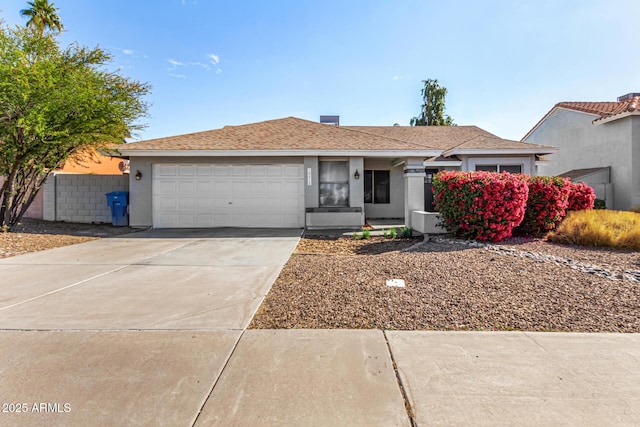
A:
[60,153,126,174]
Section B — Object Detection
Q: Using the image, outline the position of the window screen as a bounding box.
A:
[500,165,522,174]
[475,165,498,172]
[319,161,349,207]
[475,164,522,173]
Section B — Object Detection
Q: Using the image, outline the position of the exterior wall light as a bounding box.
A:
[354,169,360,179]
[135,170,142,180]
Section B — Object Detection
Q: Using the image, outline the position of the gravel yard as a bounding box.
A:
[0,218,137,258]
[250,235,640,332]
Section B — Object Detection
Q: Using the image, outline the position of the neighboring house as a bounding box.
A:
[116,116,555,230]
[59,150,129,175]
[523,93,640,210]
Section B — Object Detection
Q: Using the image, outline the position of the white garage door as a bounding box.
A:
[152,164,305,228]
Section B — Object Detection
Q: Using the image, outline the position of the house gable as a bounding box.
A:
[524,96,639,210]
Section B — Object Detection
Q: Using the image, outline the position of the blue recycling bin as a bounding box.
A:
[105,191,129,226]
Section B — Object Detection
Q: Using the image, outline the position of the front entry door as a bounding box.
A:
[424,168,439,212]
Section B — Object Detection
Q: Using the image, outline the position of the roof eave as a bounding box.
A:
[444,148,558,156]
[423,161,462,167]
[521,106,600,141]
[115,149,444,158]
[593,111,640,125]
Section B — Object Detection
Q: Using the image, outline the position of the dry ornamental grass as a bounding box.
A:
[549,209,640,250]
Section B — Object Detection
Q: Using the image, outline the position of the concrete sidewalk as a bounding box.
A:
[1,230,639,426]
[191,330,640,426]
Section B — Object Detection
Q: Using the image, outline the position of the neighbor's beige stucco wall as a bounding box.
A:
[525,109,637,210]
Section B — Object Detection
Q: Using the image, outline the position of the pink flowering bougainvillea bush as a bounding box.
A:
[517,176,571,235]
[432,171,529,242]
[567,181,596,211]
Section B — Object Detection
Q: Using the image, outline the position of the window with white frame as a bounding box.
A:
[364,170,390,204]
[319,161,349,207]
[475,164,522,173]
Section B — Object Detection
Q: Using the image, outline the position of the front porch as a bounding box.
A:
[303,156,449,233]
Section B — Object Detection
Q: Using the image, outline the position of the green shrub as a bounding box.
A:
[389,228,397,238]
[362,229,371,239]
[594,199,606,209]
[400,226,413,238]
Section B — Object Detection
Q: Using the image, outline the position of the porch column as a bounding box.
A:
[403,157,425,228]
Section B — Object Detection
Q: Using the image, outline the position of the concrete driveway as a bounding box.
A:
[0,228,300,426]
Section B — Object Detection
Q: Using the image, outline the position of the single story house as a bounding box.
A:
[522,93,640,210]
[115,116,556,230]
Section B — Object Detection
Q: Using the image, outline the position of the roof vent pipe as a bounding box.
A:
[617,93,640,101]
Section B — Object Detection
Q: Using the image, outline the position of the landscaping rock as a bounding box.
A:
[250,236,640,332]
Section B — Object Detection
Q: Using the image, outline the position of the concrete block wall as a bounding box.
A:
[43,173,129,223]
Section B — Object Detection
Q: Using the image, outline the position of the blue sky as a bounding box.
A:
[2,0,639,141]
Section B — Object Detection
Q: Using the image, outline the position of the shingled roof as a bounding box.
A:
[118,117,434,152]
[117,116,555,156]
[342,125,499,150]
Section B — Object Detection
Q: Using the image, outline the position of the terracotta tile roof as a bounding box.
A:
[118,117,555,154]
[594,96,640,122]
[555,101,624,116]
[523,96,640,140]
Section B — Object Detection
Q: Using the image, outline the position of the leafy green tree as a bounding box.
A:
[0,24,150,229]
[20,0,63,35]
[410,78,455,126]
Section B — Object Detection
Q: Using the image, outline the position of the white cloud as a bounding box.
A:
[392,75,405,81]
[167,59,186,67]
[122,49,135,55]
[166,55,222,77]
[190,61,210,71]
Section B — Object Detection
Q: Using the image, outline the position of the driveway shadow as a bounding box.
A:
[112,227,303,239]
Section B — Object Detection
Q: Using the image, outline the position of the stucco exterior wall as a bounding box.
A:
[363,158,404,219]
[128,152,546,229]
[632,117,640,208]
[525,109,636,210]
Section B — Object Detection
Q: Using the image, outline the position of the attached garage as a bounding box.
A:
[152,163,304,228]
